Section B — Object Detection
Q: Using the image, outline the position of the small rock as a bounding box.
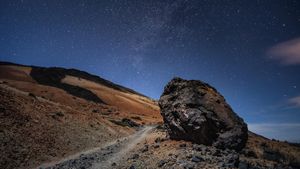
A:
[191,155,203,163]
[212,149,221,156]
[225,153,239,167]
[183,163,194,169]
[179,143,187,148]
[140,145,149,152]
[154,143,160,148]
[130,154,139,159]
[263,148,283,162]
[243,149,257,158]
[111,162,117,166]
[176,159,185,164]
[217,162,225,167]
[28,92,36,98]
[186,154,192,158]
[129,165,136,169]
[158,160,167,167]
[192,144,202,151]
[155,137,161,143]
[55,111,64,117]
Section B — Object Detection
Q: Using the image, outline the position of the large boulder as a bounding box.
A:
[159,77,248,151]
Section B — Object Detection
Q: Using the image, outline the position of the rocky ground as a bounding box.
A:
[36,125,300,169]
[114,127,299,169]
[0,62,161,169]
[0,83,135,169]
[1,63,300,169]
[39,126,155,169]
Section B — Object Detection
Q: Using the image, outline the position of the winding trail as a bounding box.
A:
[38,126,155,169]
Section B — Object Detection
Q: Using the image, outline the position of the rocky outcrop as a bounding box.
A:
[159,77,248,151]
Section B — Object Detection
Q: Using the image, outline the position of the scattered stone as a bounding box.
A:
[154,143,160,148]
[242,149,257,158]
[186,154,192,158]
[159,77,248,151]
[182,163,195,169]
[158,160,167,167]
[191,155,203,163]
[50,111,64,120]
[155,137,161,143]
[130,154,139,159]
[263,147,284,162]
[179,143,187,148]
[192,144,203,151]
[225,153,239,167]
[129,165,136,169]
[111,162,117,166]
[55,111,64,117]
[140,145,149,152]
[212,149,221,157]
[28,92,36,98]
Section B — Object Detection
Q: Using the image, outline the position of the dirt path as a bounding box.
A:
[38,126,155,169]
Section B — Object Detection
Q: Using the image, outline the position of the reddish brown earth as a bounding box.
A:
[0,62,299,169]
[0,62,161,169]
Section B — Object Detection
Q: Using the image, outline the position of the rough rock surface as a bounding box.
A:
[159,77,248,151]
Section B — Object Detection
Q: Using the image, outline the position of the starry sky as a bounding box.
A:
[1,0,300,142]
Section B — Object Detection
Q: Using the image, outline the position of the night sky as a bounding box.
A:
[1,0,300,141]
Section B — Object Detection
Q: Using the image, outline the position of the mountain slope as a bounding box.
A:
[0,62,161,123]
[0,61,299,169]
[0,62,161,169]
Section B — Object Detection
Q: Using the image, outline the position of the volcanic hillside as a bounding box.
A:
[1,62,300,169]
[0,61,161,169]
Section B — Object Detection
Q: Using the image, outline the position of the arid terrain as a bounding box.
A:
[0,62,161,169]
[0,62,299,169]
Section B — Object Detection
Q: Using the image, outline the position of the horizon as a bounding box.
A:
[1,0,300,142]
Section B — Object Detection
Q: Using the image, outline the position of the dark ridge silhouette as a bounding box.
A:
[0,61,149,98]
[30,67,105,104]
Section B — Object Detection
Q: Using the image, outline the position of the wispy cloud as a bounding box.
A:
[248,123,300,142]
[288,96,300,108]
[268,37,300,65]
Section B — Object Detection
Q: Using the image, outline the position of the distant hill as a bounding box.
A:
[0,61,159,118]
